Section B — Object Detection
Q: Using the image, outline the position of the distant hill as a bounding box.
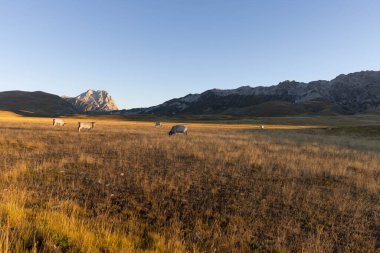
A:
[0,91,77,116]
[124,70,380,116]
[64,89,118,113]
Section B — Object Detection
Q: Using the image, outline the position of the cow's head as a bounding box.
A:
[168,131,174,136]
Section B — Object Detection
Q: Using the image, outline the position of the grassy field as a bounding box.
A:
[0,111,379,252]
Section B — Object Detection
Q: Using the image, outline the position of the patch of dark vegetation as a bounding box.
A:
[25,232,44,252]
[325,125,380,138]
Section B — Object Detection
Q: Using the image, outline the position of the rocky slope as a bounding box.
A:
[129,71,380,116]
[65,90,118,112]
[0,91,77,116]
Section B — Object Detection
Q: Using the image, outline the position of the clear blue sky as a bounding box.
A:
[0,0,379,109]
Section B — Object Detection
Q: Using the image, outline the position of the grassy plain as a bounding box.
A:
[0,111,379,252]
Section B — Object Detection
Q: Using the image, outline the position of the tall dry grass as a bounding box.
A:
[0,118,379,252]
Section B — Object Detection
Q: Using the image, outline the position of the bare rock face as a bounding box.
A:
[65,90,118,112]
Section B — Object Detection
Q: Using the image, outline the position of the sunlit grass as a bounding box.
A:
[0,112,378,252]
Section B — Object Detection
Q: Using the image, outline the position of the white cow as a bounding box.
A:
[155,121,162,127]
[260,125,265,129]
[53,118,66,126]
[169,125,188,136]
[78,122,95,132]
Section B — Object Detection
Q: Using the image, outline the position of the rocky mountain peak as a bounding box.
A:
[64,89,118,112]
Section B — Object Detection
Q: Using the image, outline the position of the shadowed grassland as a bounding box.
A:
[88,113,380,127]
[0,113,379,252]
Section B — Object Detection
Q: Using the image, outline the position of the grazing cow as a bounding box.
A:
[155,121,162,127]
[260,125,265,129]
[53,118,66,126]
[169,125,188,136]
[78,122,95,132]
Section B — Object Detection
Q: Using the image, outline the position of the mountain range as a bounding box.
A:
[125,70,380,116]
[0,70,379,116]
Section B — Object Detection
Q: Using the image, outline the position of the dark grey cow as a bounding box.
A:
[169,125,188,136]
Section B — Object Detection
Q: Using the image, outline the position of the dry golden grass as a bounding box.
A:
[0,112,379,252]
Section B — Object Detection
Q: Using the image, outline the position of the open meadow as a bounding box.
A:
[0,112,379,252]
